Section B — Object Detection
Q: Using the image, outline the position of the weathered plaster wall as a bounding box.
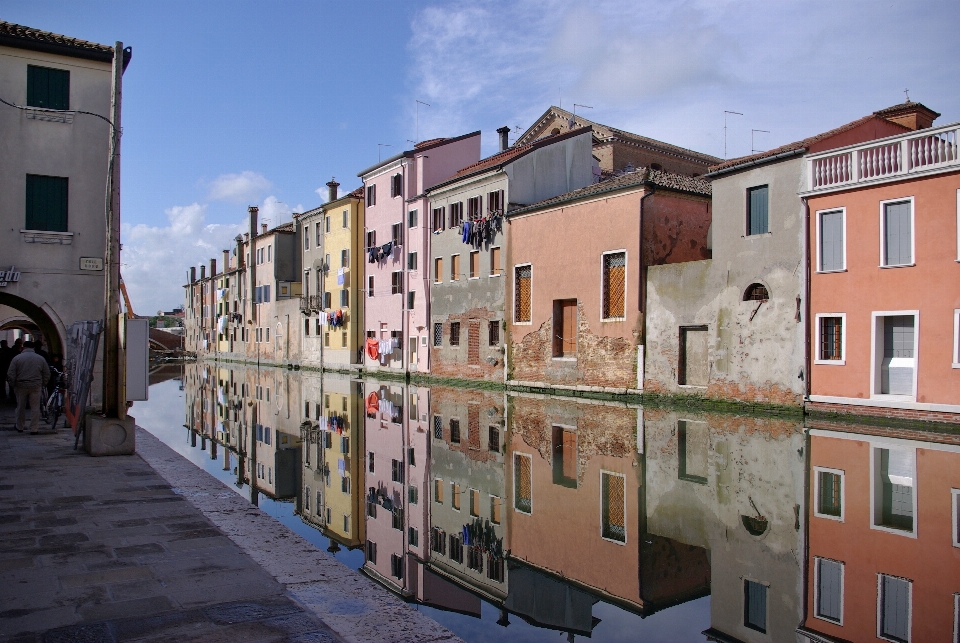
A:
[504,131,595,207]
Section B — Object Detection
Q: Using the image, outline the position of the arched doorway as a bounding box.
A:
[0,293,66,356]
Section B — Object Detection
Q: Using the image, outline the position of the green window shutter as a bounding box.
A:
[883,201,912,265]
[820,210,844,271]
[25,174,69,232]
[27,65,70,110]
[748,185,769,235]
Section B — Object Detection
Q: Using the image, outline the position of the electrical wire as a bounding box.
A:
[0,94,117,132]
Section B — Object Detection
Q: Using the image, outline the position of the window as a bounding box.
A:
[27,65,69,110]
[408,485,418,505]
[342,210,349,228]
[601,471,626,543]
[815,467,844,520]
[514,453,532,514]
[678,420,708,484]
[488,426,500,452]
[818,209,845,272]
[450,418,460,443]
[488,320,500,346]
[490,496,502,524]
[25,175,68,232]
[602,252,626,319]
[391,173,403,198]
[434,257,442,283]
[747,185,769,235]
[391,459,404,484]
[340,289,349,307]
[391,271,403,295]
[431,527,446,555]
[324,331,330,347]
[449,202,463,227]
[449,322,460,347]
[341,249,349,267]
[304,233,310,251]
[366,540,377,564]
[469,489,480,516]
[368,452,375,473]
[953,489,960,547]
[744,283,769,301]
[407,291,415,310]
[815,558,844,624]
[487,189,504,213]
[323,291,331,308]
[451,483,461,510]
[514,265,532,323]
[875,314,917,397]
[878,574,911,643]
[954,310,960,368]
[341,476,350,494]
[367,276,374,297]
[467,196,481,220]
[873,447,915,534]
[390,553,404,579]
[316,223,322,246]
[451,254,460,281]
[366,184,376,206]
[744,580,767,633]
[882,199,913,267]
[392,222,403,246]
[341,435,349,453]
[817,315,845,363]
[408,251,417,271]
[432,206,445,231]
[408,209,418,228]
[469,251,479,278]
[392,506,404,531]
[325,216,331,233]
[366,230,376,250]
[552,426,577,488]
[434,478,444,503]
[467,545,483,572]
[406,526,419,548]
[490,247,501,276]
[449,534,463,563]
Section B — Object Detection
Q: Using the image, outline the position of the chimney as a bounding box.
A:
[190,266,196,283]
[261,223,268,235]
[210,258,217,277]
[326,177,340,203]
[222,250,229,272]
[200,265,206,280]
[497,126,510,153]
[875,101,940,130]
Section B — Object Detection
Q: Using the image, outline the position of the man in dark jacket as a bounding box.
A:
[7,341,51,434]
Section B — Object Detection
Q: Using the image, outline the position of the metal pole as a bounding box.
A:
[102,42,124,418]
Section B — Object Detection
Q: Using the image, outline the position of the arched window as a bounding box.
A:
[744,283,769,302]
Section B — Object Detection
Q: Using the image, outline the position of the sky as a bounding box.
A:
[4,0,959,313]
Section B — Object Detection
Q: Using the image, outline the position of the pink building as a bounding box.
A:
[358,133,481,374]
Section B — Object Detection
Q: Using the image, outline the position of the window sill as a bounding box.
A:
[953,363,960,369]
[24,107,74,124]
[813,511,844,522]
[870,393,916,403]
[21,230,73,245]
[870,523,917,539]
[814,359,845,366]
[879,263,915,269]
[601,317,626,323]
[490,273,501,278]
[815,269,847,274]
[513,321,532,326]
[743,232,773,238]
[678,384,708,389]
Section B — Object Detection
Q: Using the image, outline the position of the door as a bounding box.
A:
[468,320,480,365]
[680,326,709,386]
[553,300,577,357]
[880,315,914,395]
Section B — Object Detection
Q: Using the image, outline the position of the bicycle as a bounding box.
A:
[42,367,67,430]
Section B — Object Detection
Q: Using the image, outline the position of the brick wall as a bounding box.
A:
[430,307,503,382]
[806,401,960,426]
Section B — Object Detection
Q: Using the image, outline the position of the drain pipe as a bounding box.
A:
[638,180,656,325]
[802,197,812,402]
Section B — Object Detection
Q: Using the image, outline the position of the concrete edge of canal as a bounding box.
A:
[134,426,466,643]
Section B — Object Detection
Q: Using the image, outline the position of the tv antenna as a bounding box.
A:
[571,103,592,128]
[724,110,743,159]
[415,100,430,143]
[378,143,392,162]
[751,129,770,154]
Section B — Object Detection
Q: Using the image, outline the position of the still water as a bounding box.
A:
[137,363,960,643]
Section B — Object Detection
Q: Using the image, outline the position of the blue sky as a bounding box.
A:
[4,0,958,313]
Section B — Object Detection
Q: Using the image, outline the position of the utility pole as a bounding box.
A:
[102,41,124,419]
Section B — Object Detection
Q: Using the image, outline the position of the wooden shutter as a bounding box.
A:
[816,559,842,622]
[490,247,501,276]
[881,575,910,641]
[748,186,769,235]
[25,174,68,232]
[820,210,844,271]
[884,201,912,265]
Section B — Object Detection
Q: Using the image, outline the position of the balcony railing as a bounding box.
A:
[300,294,324,313]
[805,122,959,193]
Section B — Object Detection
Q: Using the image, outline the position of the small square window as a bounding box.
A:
[817,315,845,363]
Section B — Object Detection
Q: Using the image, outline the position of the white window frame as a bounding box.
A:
[513,263,533,325]
[879,196,916,268]
[599,469,628,545]
[815,313,847,365]
[816,207,847,273]
[870,310,920,402]
[953,309,960,369]
[813,556,845,626]
[600,249,628,322]
[877,573,913,643]
[952,489,960,548]
[813,466,845,522]
[869,444,918,539]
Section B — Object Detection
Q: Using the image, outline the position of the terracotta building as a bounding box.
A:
[801,113,959,423]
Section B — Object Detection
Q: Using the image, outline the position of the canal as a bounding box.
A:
[137,362,960,643]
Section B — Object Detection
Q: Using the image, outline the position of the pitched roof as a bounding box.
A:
[427,127,594,193]
[507,167,710,217]
[0,20,128,66]
[414,138,446,149]
[357,130,481,178]
[516,106,721,165]
[706,103,926,175]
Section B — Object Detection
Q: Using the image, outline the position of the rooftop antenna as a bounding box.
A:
[511,125,523,145]
[415,100,430,143]
[724,110,744,159]
[571,103,592,129]
[377,143,392,162]
[903,88,910,102]
[751,129,770,154]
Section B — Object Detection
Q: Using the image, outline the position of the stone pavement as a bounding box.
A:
[0,399,463,643]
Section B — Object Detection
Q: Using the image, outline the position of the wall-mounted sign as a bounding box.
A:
[80,257,104,271]
[0,267,21,287]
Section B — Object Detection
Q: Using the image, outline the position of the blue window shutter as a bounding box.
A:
[748,186,769,235]
[881,575,910,641]
[816,559,842,621]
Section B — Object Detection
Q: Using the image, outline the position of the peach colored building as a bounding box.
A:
[799,424,960,643]
[802,117,960,423]
[506,169,711,391]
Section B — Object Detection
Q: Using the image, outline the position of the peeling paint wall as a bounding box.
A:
[645,158,806,406]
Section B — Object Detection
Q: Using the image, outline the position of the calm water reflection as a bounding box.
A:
[136,363,960,643]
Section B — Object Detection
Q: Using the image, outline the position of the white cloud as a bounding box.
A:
[121,204,246,315]
[258,195,305,228]
[207,171,272,203]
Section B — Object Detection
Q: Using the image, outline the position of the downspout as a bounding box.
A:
[802,197,811,404]
[638,181,656,332]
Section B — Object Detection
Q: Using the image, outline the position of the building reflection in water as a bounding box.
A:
[176,362,960,642]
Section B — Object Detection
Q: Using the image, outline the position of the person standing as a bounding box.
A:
[7,341,50,434]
